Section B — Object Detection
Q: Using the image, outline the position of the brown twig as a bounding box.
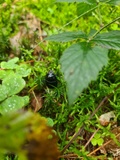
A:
[61,126,84,154]
[60,132,120,159]
[31,90,40,112]
[61,96,109,154]
[61,84,120,154]
[59,153,78,159]
[88,132,120,156]
[84,128,100,149]
[89,96,108,119]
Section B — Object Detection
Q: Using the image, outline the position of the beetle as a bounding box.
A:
[45,70,57,88]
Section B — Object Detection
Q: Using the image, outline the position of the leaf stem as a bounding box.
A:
[89,16,120,41]
[58,0,111,31]
[58,5,99,31]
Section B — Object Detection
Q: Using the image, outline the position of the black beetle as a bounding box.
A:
[45,70,57,88]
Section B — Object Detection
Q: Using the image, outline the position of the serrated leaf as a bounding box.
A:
[16,64,31,77]
[91,30,120,50]
[2,73,25,96]
[60,42,108,105]
[100,0,120,5]
[0,95,29,114]
[45,31,87,42]
[56,0,96,4]
[108,0,120,5]
[77,2,96,16]
[1,57,19,69]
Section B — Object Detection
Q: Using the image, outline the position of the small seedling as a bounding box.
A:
[91,133,104,146]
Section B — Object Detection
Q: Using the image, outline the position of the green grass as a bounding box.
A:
[0,0,120,159]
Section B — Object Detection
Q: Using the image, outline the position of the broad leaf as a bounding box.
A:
[56,0,96,4]
[91,30,120,50]
[108,0,120,5]
[1,57,19,69]
[0,95,29,114]
[0,70,14,80]
[2,73,25,96]
[16,64,31,77]
[0,85,8,101]
[60,42,108,105]
[45,31,87,42]
[100,0,120,5]
[77,2,96,16]
[56,0,120,4]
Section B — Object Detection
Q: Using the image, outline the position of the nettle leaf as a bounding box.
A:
[45,31,87,42]
[91,30,120,50]
[56,0,96,4]
[1,57,19,69]
[77,2,96,16]
[108,0,120,5]
[2,73,25,96]
[0,95,29,114]
[100,0,120,5]
[60,42,108,105]
[16,64,31,77]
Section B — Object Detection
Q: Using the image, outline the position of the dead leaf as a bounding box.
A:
[31,92,43,112]
[10,12,47,55]
[100,127,120,157]
[99,111,115,126]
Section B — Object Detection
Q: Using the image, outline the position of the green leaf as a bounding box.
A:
[56,0,96,4]
[60,42,108,105]
[1,57,19,69]
[77,2,96,16]
[0,95,29,114]
[16,64,31,77]
[108,0,120,5]
[91,138,97,146]
[94,133,101,139]
[91,133,104,146]
[47,118,54,127]
[0,70,14,80]
[98,138,104,146]
[100,0,120,5]
[45,31,87,42]
[0,85,8,101]
[2,73,25,96]
[91,30,120,50]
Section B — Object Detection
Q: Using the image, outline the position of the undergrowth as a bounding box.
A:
[0,0,120,160]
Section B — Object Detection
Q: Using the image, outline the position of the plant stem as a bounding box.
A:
[61,85,120,154]
[89,16,120,41]
[97,5,103,28]
[61,96,108,154]
[58,0,111,31]
[58,5,99,31]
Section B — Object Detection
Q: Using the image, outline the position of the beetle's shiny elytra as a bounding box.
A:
[45,70,57,88]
